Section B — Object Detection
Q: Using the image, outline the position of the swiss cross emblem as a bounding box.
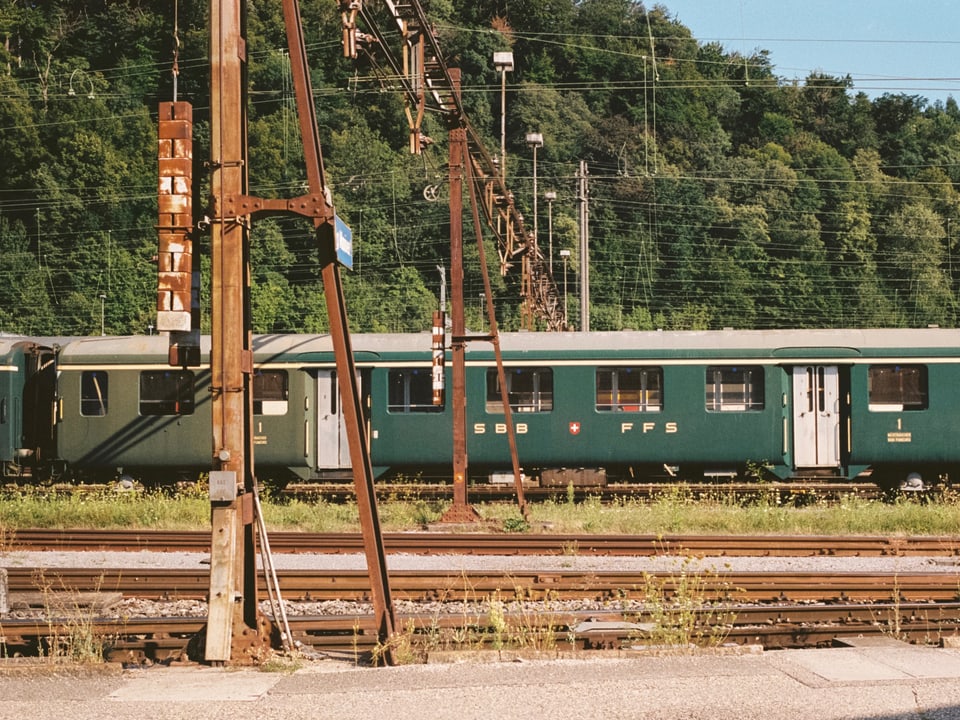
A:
[569,421,581,435]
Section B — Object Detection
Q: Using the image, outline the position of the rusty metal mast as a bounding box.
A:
[340,0,566,332]
[198,0,396,664]
[204,0,259,663]
[341,0,537,520]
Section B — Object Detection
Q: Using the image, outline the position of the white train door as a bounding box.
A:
[316,370,351,469]
[792,366,840,468]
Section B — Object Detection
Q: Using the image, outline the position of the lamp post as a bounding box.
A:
[544,190,556,273]
[99,294,106,336]
[560,249,571,329]
[493,52,514,182]
[525,132,543,243]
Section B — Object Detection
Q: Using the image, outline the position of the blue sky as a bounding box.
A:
[659,0,960,104]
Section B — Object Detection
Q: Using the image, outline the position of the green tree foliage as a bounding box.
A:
[0,1,958,336]
[882,203,956,326]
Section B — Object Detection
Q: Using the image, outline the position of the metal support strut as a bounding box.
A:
[202,0,397,665]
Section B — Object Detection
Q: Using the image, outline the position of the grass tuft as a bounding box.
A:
[0,485,957,536]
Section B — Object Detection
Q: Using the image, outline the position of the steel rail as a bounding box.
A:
[277,480,886,502]
[1,480,887,503]
[1,601,957,662]
[8,567,960,603]
[10,529,960,557]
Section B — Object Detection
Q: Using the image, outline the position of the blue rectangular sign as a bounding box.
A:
[334,214,353,270]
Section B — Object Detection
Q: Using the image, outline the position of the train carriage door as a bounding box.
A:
[792,366,841,468]
[316,370,350,469]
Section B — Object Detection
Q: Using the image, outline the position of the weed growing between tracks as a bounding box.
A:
[33,570,120,664]
[632,558,741,649]
[370,573,571,665]
[368,563,742,664]
[869,571,953,647]
[0,487,210,530]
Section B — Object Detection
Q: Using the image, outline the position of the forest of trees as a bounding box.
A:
[2,0,960,336]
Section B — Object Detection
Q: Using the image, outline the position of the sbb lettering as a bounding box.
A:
[473,423,529,435]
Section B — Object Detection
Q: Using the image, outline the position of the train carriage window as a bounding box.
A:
[705,366,764,412]
[388,368,442,413]
[486,367,553,413]
[868,365,928,411]
[596,367,663,412]
[254,370,288,415]
[80,371,109,417]
[139,370,194,416]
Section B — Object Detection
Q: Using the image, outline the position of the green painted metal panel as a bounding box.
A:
[849,364,960,465]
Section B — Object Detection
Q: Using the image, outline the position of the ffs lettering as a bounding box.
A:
[621,422,678,434]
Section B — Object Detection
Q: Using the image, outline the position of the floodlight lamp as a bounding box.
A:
[493,51,514,72]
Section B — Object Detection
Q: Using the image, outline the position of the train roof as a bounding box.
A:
[0,336,48,364]
[50,327,960,366]
[53,333,394,364]
[492,328,960,358]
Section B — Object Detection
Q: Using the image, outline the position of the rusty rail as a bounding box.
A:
[2,601,958,663]
[11,530,960,557]
[8,567,960,603]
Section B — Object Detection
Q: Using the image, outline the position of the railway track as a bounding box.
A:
[8,566,960,603]
[1,601,956,663]
[10,529,960,557]
[277,481,886,503]
[6,530,960,662]
[9,480,886,504]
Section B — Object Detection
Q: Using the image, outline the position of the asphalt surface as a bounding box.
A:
[3,640,960,720]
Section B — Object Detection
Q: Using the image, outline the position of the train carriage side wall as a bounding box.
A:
[657,364,785,468]
[848,362,960,467]
[56,365,213,475]
[0,349,23,470]
[250,367,312,472]
[460,363,787,470]
[368,364,454,468]
[19,329,960,487]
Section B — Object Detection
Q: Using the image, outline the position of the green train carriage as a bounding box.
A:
[54,335,213,482]
[47,328,960,491]
[370,331,789,483]
[0,337,56,479]
[53,333,378,483]
[370,328,960,490]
